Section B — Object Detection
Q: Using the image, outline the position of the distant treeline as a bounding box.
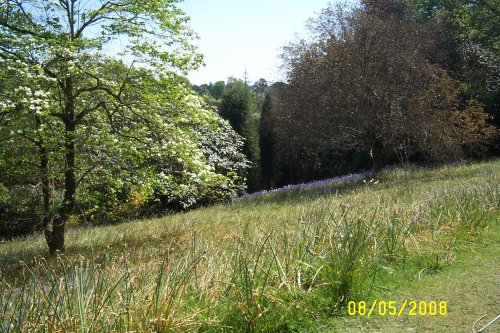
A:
[194,0,499,191]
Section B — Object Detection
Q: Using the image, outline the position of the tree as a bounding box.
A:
[0,51,64,238]
[0,0,244,253]
[252,78,268,94]
[406,0,499,55]
[219,80,261,191]
[405,0,500,151]
[192,81,226,108]
[258,82,287,188]
[259,93,275,189]
[278,2,497,171]
[211,81,226,100]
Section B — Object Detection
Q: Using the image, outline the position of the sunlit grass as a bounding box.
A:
[0,160,498,332]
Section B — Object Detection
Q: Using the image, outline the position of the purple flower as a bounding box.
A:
[237,171,371,200]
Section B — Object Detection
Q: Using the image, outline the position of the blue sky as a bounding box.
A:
[178,0,357,85]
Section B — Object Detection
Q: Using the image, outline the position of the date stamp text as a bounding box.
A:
[347,300,447,317]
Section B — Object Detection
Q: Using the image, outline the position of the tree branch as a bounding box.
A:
[76,101,105,123]
[14,0,38,28]
[477,0,500,18]
[74,1,111,38]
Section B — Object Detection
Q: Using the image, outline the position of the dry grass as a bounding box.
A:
[0,160,498,332]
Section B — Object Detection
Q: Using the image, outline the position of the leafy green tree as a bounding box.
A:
[252,78,268,94]
[0,1,246,252]
[211,81,226,100]
[0,53,62,237]
[220,80,261,191]
[192,81,225,107]
[405,0,499,54]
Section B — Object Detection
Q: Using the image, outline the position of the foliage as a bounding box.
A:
[258,93,276,189]
[220,79,261,192]
[277,2,497,171]
[143,118,250,215]
[405,0,500,54]
[193,81,226,106]
[405,0,500,146]
[251,78,269,94]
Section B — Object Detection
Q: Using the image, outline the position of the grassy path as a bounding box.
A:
[323,228,500,332]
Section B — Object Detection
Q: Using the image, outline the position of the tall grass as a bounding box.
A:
[0,161,498,332]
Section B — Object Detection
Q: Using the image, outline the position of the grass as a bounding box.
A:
[0,160,498,332]
[321,226,500,332]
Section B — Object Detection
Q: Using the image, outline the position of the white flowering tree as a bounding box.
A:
[0,0,248,253]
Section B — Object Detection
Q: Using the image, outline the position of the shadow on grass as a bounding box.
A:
[0,224,189,285]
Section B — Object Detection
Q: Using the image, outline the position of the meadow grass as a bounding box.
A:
[0,160,498,332]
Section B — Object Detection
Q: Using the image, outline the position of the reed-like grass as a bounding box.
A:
[0,160,498,332]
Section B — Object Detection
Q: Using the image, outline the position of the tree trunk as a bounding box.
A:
[35,118,60,254]
[45,77,76,254]
[371,138,385,172]
[39,142,54,242]
[44,123,76,254]
[44,215,66,254]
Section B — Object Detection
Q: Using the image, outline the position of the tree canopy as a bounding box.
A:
[277,1,497,171]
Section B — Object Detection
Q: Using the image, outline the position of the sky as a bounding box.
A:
[178,0,357,85]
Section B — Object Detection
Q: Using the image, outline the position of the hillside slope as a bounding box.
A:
[0,160,498,332]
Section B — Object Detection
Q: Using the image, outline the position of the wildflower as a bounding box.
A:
[238,171,371,200]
